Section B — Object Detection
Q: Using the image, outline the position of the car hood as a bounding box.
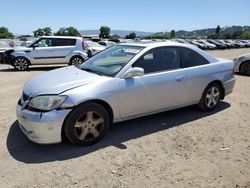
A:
[23,66,104,97]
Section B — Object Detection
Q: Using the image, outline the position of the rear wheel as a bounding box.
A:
[64,103,110,146]
[198,83,221,111]
[69,56,84,66]
[13,57,30,71]
[239,61,250,76]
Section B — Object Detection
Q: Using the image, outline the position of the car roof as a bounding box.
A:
[118,41,219,63]
[39,36,82,39]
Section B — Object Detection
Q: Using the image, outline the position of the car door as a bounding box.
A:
[179,47,212,103]
[119,47,189,119]
[29,38,55,64]
[52,38,77,64]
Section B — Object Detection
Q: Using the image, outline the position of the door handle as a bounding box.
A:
[176,76,185,81]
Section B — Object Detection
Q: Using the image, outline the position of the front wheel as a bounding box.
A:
[63,103,110,146]
[239,61,250,76]
[198,83,222,111]
[13,57,30,71]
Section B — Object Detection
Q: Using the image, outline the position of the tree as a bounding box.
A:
[223,33,232,39]
[207,33,219,39]
[33,27,52,37]
[126,32,136,39]
[55,27,81,36]
[232,31,242,39]
[170,30,176,38]
[215,25,221,35]
[0,27,14,39]
[240,32,250,39]
[99,26,110,39]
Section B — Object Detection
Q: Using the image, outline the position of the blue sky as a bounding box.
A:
[0,0,249,34]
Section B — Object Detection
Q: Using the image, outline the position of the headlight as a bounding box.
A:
[27,95,67,111]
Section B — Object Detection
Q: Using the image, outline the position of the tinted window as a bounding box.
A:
[133,47,181,74]
[54,39,76,46]
[181,47,209,68]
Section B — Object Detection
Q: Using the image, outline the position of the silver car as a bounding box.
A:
[16,42,236,146]
[233,53,250,76]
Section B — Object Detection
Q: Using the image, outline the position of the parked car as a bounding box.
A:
[98,41,116,47]
[198,40,216,50]
[207,39,227,49]
[3,36,87,71]
[186,39,205,49]
[16,42,236,146]
[233,53,250,75]
[84,41,106,57]
[20,41,33,47]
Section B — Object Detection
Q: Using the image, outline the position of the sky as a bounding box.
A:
[0,0,250,35]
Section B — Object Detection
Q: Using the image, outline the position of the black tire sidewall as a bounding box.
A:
[13,57,29,71]
[63,103,110,146]
[69,56,84,65]
[240,61,250,76]
[88,51,92,58]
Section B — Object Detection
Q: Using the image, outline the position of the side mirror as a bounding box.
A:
[32,44,38,49]
[123,67,144,79]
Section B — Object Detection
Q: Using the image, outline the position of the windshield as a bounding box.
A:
[78,45,144,77]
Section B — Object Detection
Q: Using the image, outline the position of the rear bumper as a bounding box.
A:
[223,77,236,96]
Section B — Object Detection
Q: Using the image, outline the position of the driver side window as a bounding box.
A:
[133,47,181,74]
[34,38,53,47]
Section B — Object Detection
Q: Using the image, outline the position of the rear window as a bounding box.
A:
[180,47,209,68]
[54,39,76,46]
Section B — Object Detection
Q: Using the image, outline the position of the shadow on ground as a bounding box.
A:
[7,102,230,164]
[0,65,65,72]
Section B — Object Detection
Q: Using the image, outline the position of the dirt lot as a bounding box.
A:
[0,48,249,188]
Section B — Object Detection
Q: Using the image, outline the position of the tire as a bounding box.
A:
[69,56,84,66]
[88,50,92,58]
[239,61,250,76]
[63,103,110,146]
[0,53,4,63]
[198,83,222,111]
[13,57,30,71]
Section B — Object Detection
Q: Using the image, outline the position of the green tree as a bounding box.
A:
[55,27,81,36]
[0,27,14,39]
[232,31,242,39]
[33,27,52,37]
[126,32,136,39]
[99,26,110,39]
[240,32,250,39]
[215,25,221,35]
[223,33,232,39]
[170,30,176,38]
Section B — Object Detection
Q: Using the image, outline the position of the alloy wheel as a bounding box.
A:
[205,87,220,108]
[14,57,29,70]
[74,111,104,142]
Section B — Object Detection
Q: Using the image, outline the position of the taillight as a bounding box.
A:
[231,68,235,76]
[82,40,85,50]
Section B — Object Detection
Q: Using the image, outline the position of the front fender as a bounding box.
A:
[12,52,32,62]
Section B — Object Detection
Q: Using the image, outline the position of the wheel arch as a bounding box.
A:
[205,80,225,100]
[61,99,114,139]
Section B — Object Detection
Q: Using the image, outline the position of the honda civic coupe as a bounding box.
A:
[16,42,236,146]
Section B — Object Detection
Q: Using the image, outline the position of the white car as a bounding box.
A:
[84,41,106,57]
[4,36,88,71]
[234,53,250,75]
[98,41,116,47]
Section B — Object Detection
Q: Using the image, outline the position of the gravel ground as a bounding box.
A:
[0,48,249,188]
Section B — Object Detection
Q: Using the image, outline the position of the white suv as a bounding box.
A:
[4,36,88,70]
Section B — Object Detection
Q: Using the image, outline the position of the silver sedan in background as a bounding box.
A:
[16,42,236,146]
[234,53,250,76]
